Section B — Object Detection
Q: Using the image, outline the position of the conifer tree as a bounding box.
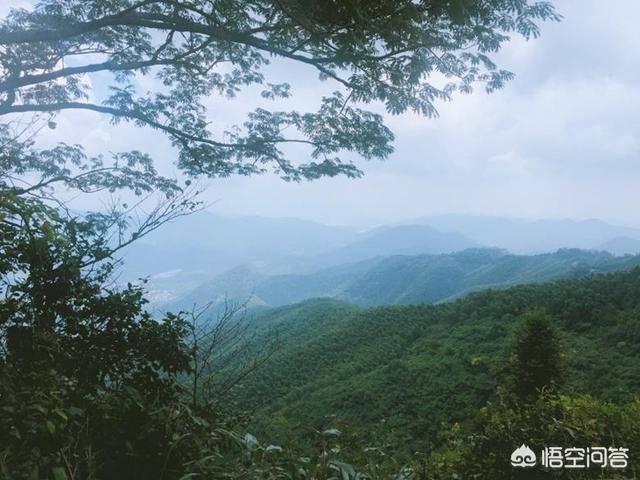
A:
[511,310,563,400]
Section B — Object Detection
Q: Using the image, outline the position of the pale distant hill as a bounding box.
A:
[312,224,479,267]
[120,211,358,281]
[597,236,640,256]
[408,214,640,253]
[163,264,268,313]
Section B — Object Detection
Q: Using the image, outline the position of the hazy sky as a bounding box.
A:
[5,0,640,227]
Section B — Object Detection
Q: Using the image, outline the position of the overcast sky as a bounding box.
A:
[5,0,640,227]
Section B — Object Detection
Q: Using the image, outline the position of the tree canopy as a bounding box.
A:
[0,0,559,183]
[510,309,564,400]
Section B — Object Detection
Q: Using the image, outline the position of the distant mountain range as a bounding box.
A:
[311,224,479,267]
[406,214,640,254]
[120,212,358,301]
[117,212,640,306]
[163,248,640,312]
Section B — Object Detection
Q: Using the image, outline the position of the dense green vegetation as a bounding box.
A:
[226,268,640,460]
[172,247,640,311]
[338,248,640,305]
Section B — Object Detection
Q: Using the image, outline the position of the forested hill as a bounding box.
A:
[225,267,640,450]
[169,248,640,310]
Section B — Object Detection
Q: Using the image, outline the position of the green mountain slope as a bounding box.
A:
[227,268,640,450]
[171,249,640,311]
[254,248,639,307]
[342,248,640,305]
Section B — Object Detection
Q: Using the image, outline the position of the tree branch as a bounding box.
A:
[0,10,355,89]
[0,101,324,153]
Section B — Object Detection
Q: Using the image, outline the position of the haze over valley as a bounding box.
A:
[126,211,640,310]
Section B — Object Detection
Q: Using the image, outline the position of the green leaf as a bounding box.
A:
[46,420,56,435]
[54,408,68,422]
